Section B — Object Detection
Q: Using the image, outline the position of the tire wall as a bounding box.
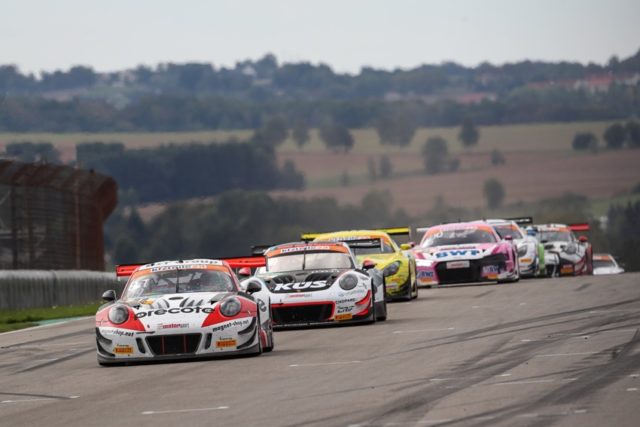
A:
[0,271,123,310]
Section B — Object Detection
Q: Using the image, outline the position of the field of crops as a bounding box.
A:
[3,120,637,215]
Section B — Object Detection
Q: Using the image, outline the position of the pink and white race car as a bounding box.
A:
[413,221,520,287]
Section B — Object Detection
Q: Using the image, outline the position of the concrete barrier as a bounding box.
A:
[0,271,124,310]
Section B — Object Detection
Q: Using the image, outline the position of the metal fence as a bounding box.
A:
[0,160,117,270]
[0,270,123,310]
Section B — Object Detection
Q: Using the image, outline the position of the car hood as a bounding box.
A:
[255,269,345,293]
[415,243,500,262]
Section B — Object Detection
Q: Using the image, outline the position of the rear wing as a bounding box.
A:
[301,226,411,243]
[568,223,590,232]
[116,263,143,278]
[506,216,533,225]
[250,245,274,256]
[340,238,383,250]
[220,256,266,269]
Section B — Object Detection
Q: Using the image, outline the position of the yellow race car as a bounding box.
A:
[301,228,418,301]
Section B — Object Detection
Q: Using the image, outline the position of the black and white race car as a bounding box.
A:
[242,241,387,328]
[95,259,273,366]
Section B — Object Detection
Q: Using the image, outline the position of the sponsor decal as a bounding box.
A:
[417,270,434,278]
[280,245,332,254]
[336,298,357,304]
[336,305,354,314]
[446,260,470,269]
[482,265,499,274]
[519,258,532,264]
[273,281,330,292]
[158,323,189,330]
[101,328,134,337]
[561,265,574,274]
[287,294,312,298]
[257,299,267,312]
[134,306,214,319]
[334,313,353,321]
[211,318,251,333]
[216,338,237,348]
[114,345,133,354]
[436,249,480,258]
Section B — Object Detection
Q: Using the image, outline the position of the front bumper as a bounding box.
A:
[417,255,507,286]
[96,317,260,364]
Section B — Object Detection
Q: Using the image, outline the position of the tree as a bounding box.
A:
[483,178,505,210]
[603,123,625,149]
[490,149,506,166]
[379,154,393,179]
[4,142,60,163]
[458,117,479,148]
[626,121,640,148]
[375,111,417,147]
[421,136,449,174]
[572,132,598,151]
[292,120,310,149]
[367,157,378,181]
[319,123,354,153]
[254,116,288,147]
[340,170,350,187]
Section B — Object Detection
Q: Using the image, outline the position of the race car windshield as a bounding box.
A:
[593,259,615,268]
[422,228,496,248]
[124,269,237,298]
[539,231,572,242]
[267,251,353,273]
[494,225,523,240]
[349,241,395,255]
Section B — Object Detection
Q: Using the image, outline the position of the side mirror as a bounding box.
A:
[238,267,252,278]
[362,259,377,270]
[400,242,415,250]
[579,236,588,243]
[245,281,262,294]
[102,290,116,302]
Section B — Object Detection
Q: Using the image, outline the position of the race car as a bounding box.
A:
[486,218,546,278]
[301,228,418,301]
[413,221,520,286]
[95,259,274,366]
[593,253,625,275]
[534,223,593,276]
[245,241,387,328]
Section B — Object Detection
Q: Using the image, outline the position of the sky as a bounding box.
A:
[1,0,639,75]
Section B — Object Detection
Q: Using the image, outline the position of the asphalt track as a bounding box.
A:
[1,273,639,427]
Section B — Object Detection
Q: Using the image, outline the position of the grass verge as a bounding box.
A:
[0,302,102,333]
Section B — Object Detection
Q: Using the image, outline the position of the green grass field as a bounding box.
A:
[0,302,102,333]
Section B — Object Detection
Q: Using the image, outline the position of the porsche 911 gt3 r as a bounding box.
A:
[486,218,545,278]
[413,221,520,286]
[95,259,273,366]
[593,253,624,275]
[534,223,593,276]
[247,241,387,328]
[301,228,418,301]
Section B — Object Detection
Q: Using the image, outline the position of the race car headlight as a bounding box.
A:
[108,305,129,324]
[517,244,528,257]
[564,244,577,254]
[220,297,242,317]
[339,274,358,291]
[383,261,401,277]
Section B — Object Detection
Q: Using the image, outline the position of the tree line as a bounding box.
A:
[106,189,640,272]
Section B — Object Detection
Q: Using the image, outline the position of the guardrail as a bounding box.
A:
[0,271,123,310]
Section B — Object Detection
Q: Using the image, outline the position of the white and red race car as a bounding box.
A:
[95,259,273,366]
[245,241,388,328]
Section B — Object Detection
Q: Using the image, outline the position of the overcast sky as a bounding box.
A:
[2,0,639,75]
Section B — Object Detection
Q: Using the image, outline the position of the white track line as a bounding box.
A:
[142,406,228,415]
[289,361,361,368]
[1,396,78,404]
[535,351,598,357]
[0,317,92,336]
